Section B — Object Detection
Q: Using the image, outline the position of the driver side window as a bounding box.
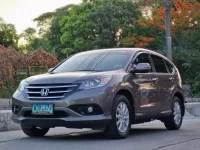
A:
[134,53,152,72]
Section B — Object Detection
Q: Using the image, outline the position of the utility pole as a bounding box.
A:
[164,0,172,60]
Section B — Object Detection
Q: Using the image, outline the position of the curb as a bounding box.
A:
[186,98,200,103]
[0,110,20,132]
[186,103,200,117]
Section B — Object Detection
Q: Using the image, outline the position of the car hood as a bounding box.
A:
[25,71,116,84]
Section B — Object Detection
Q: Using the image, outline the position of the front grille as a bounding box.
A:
[25,84,79,100]
[23,111,68,118]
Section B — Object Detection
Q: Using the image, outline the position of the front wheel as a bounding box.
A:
[163,97,183,130]
[21,126,49,137]
[104,95,132,139]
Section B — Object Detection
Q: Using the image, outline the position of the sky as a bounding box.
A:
[0,0,82,34]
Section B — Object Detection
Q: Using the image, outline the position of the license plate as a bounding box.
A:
[32,104,53,115]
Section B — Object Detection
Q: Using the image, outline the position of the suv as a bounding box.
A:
[12,48,185,139]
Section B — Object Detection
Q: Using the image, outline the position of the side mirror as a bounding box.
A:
[129,63,151,73]
[48,68,54,73]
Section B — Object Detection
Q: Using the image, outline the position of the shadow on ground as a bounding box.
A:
[23,127,169,141]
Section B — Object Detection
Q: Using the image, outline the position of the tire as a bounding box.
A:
[21,126,49,137]
[104,95,132,139]
[163,96,183,130]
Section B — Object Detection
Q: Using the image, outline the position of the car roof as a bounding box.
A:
[76,48,172,64]
[79,48,160,56]
[79,48,144,54]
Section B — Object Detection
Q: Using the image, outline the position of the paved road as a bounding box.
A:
[0,115,200,150]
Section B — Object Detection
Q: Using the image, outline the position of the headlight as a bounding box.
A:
[18,80,28,92]
[77,76,112,90]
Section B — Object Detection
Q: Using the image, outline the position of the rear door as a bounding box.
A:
[150,55,174,113]
[162,59,176,112]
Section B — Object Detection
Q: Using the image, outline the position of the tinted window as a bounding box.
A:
[53,52,131,73]
[151,55,168,73]
[134,53,152,72]
[165,60,174,73]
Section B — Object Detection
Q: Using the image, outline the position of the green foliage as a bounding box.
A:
[173,29,200,51]
[21,27,36,42]
[20,27,37,52]
[0,18,19,49]
[172,49,200,97]
[0,88,16,99]
[59,0,141,53]
[173,50,200,83]
[192,74,200,97]
[28,37,51,53]
[32,4,76,59]
[33,12,55,36]
[32,0,141,59]
[59,2,96,51]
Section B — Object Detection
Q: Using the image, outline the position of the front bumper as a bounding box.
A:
[12,114,111,129]
[12,87,113,129]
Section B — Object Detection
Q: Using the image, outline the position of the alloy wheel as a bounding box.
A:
[116,102,129,133]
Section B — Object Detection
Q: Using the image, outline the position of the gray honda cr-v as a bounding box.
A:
[12,48,185,139]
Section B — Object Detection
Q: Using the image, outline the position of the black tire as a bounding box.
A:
[163,97,183,130]
[21,126,49,137]
[104,95,132,139]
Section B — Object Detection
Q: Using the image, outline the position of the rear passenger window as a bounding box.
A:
[165,60,174,73]
[151,55,168,73]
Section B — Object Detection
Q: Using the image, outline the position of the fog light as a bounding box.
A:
[87,106,93,113]
[12,105,21,115]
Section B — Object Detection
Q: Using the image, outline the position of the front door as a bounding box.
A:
[132,53,160,115]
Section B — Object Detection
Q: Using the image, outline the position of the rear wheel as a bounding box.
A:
[104,95,132,139]
[21,126,49,137]
[163,97,183,130]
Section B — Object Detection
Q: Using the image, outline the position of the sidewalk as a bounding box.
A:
[0,110,20,132]
[0,99,11,110]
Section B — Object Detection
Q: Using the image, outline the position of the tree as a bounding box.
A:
[21,27,37,42]
[20,27,38,52]
[0,18,19,49]
[46,4,75,58]
[33,12,55,36]
[33,0,141,59]
[60,0,141,53]
[123,34,154,48]
[137,0,200,51]
[33,4,75,58]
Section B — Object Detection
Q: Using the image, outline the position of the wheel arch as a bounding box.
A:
[116,89,134,106]
[174,92,185,116]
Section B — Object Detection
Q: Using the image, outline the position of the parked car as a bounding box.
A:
[12,48,185,139]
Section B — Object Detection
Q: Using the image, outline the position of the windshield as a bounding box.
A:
[52,51,131,73]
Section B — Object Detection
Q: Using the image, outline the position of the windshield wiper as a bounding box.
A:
[74,70,102,72]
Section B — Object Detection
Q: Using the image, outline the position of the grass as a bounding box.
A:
[0,88,16,99]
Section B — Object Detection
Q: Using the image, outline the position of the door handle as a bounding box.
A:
[152,78,158,82]
[169,77,174,81]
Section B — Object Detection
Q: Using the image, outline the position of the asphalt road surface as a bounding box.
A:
[0,114,200,150]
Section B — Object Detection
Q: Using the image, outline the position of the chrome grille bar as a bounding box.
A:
[26,90,73,94]
[26,85,78,89]
[29,96,65,99]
